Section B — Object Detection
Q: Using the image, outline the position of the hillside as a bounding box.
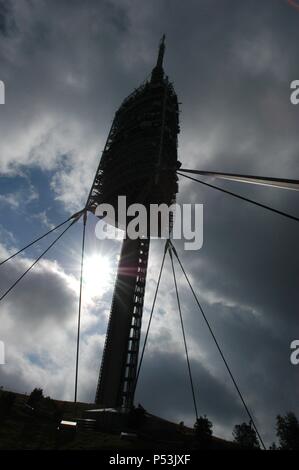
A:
[0,389,237,450]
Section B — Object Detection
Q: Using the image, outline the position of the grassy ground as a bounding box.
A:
[0,390,236,450]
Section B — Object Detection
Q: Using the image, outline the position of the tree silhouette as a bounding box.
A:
[27,388,44,408]
[232,421,260,449]
[276,412,299,450]
[128,404,146,429]
[194,415,213,447]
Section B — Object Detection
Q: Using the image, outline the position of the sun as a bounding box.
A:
[83,254,113,299]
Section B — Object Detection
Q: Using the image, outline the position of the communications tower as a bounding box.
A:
[86,36,180,409]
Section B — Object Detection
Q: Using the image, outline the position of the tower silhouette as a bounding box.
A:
[86,36,180,409]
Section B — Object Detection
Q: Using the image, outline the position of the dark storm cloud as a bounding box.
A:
[0,0,16,37]
[0,0,299,445]
[1,259,75,324]
[135,349,244,433]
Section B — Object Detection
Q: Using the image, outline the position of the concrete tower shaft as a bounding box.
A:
[96,238,149,408]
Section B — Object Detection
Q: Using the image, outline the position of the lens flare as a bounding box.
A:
[83,254,112,299]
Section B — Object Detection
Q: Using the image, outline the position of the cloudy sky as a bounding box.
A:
[1,0,299,446]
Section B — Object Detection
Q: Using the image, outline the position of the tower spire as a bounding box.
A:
[156,34,165,68]
[151,34,166,82]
